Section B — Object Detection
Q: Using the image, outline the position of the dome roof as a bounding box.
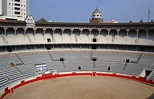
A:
[92,8,101,14]
[92,8,102,19]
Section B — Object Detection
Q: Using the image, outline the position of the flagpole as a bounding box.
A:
[148,0,150,22]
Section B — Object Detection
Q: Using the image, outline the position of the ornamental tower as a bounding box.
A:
[89,8,103,23]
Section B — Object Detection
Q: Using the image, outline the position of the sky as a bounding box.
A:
[29,0,154,23]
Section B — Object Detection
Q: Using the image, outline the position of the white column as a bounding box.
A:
[61,29,63,40]
[43,30,45,40]
[52,30,55,42]
[34,29,36,41]
[136,30,139,43]
[146,30,149,43]
[70,30,72,40]
[126,30,128,42]
[107,30,109,42]
[0,0,2,15]
[89,30,91,40]
[14,28,17,42]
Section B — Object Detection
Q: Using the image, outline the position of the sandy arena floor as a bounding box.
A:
[6,76,154,99]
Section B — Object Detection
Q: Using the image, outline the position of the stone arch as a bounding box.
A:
[63,29,71,42]
[100,29,108,36]
[16,28,27,44]
[54,28,62,42]
[128,29,137,43]
[108,29,117,42]
[26,28,35,42]
[148,29,154,44]
[35,28,44,42]
[138,29,147,44]
[26,28,34,34]
[0,27,6,44]
[128,29,137,37]
[63,29,71,35]
[6,27,15,36]
[45,28,53,34]
[91,29,99,42]
[109,29,117,36]
[119,29,127,43]
[36,28,44,34]
[98,29,108,43]
[91,29,99,37]
[16,28,24,34]
[72,29,81,42]
[82,29,90,35]
[6,27,15,43]
[138,29,146,39]
[148,29,154,40]
[0,27,5,35]
[72,29,81,35]
[54,28,62,35]
[81,29,90,42]
[45,28,54,42]
[119,29,127,37]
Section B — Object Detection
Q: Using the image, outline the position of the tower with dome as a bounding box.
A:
[89,8,104,23]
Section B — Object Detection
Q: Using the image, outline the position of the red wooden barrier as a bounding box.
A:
[1,72,154,99]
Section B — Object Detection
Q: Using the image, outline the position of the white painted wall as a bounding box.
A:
[0,0,2,15]
[0,0,29,20]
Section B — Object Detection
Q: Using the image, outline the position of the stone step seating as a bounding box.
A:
[0,50,154,89]
[0,72,10,90]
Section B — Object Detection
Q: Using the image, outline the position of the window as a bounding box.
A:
[15,3,20,6]
[15,11,20,14]
[15,7,20,10]
[92,38,97,42]
[15,0,20,2]
[91,44,97,49]
[107,66,110,71]
[78,66,81,70]
[92,57,97,61]
[47,38,51,42]
[45,45,51,50]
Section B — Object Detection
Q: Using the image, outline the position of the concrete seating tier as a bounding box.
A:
[0,50,154,90]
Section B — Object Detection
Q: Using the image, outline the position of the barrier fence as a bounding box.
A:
[0,71,154,99]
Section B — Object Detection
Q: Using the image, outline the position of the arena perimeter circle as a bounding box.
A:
[6,76,154,99]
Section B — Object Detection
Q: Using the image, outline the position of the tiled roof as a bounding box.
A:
[37,18,48,23]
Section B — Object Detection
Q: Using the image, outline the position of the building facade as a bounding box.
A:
[0,18,154,52]
[0,0,29,21]
[0,8,154,52]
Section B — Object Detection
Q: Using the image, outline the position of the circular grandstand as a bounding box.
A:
[0,8,154,99]
[0,50,154,99]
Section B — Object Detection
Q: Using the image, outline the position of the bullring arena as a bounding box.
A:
[0,8,154,99]
[0,50,154,99]
[5,76,154,99]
